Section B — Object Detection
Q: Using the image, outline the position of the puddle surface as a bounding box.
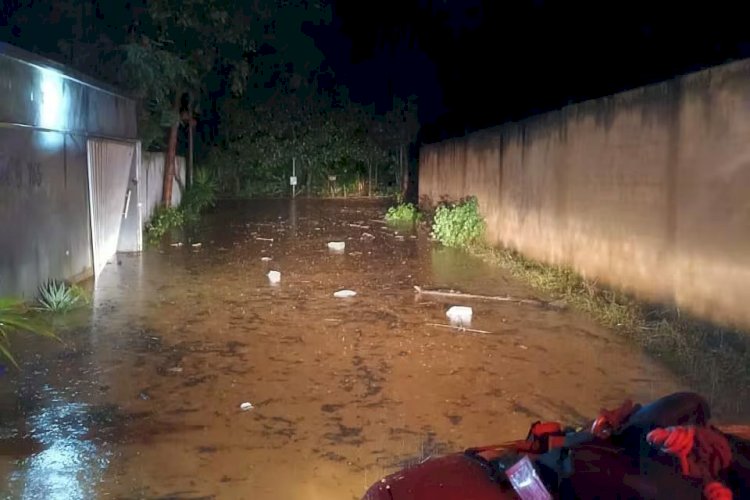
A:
[0,199,695,499]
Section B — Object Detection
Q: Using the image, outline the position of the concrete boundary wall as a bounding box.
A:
[419,59,750,329]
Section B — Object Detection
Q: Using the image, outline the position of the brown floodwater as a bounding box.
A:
[0,199,702,499]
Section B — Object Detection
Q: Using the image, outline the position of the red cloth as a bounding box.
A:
[647,425,733,499]
[591,399,637,438]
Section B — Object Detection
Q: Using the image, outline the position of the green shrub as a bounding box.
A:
[69,283,91,305]
[385,202,421,224]
[147,168,219,244]
[145,206,185,243]
[431,196,486,248]
[0,298,56,367]
[182,168,218,219]
[37,280,81,313]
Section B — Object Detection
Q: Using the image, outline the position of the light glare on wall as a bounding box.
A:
[39,68,66,130]
[37,68,67,149]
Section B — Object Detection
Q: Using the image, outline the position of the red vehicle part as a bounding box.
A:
[362,392,750,500]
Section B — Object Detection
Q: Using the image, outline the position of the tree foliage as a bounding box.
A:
[205,88,418,197]
[2,0,421,199]
[3,0,330,147]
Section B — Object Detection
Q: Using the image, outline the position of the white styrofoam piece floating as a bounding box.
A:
[327,241,346,252]
[333,289,357,298]
[267,270,281,284]
[446,305,473,326]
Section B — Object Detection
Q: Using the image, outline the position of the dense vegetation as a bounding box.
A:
[431,197,486,248]
[385,202,421,225]
[2,1,419,202]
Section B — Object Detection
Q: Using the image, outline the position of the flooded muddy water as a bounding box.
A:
[0,199,695,499]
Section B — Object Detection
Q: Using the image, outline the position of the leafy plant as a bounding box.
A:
[182,168,218,220]
[37,280,81,313]
[0,298,56,368]
[385,202,421,224]
[145,206,185,243]
[431,196,486,248]
[69,283,91,305]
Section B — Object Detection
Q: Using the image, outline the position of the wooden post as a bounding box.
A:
[162,92,181,207]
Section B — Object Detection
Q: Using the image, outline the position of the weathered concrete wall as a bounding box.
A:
[420,59,750,329]
[139,152,186,224]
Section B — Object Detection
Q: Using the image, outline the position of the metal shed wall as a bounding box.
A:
[0,43,138,297]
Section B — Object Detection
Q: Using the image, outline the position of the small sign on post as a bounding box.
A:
[291,158,297,198]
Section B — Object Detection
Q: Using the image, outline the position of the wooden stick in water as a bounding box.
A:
[414,285,545,306]
[426,322,494,334]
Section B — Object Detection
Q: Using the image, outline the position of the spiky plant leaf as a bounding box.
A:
[0,297,58,368]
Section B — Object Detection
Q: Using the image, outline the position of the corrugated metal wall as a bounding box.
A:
[0,43,193,297]
[0,43,137,139]
[86,139,136,277]
[117,143,143,253]
[0,130,92,296]
[0,42,138,297]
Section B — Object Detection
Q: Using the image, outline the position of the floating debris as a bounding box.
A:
[191,242,202,248]
[328,241,346,252]
[333,289,357,298]
[170,242,183,247]
[427,322,493,335]
[261,257,272,262]
[414,285,545,307]
[267,270,281,284]
[256,237,274,242]
[240,402,255,411]
[446,306,473,327]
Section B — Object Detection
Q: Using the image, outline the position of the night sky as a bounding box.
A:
[315,0,750,142]
[4,0,750,143]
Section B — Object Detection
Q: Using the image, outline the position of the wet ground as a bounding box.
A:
[0,199,696,499]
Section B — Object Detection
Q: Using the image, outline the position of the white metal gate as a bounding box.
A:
[87,139,136,278]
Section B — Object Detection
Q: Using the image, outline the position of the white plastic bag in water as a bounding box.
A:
[267,270,281,284]
[328,241,346,252]
[333,289,357,298]
[446,306,473,326]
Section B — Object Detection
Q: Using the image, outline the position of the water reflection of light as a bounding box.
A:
[290,198,298,236]
[15,399,108,500]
